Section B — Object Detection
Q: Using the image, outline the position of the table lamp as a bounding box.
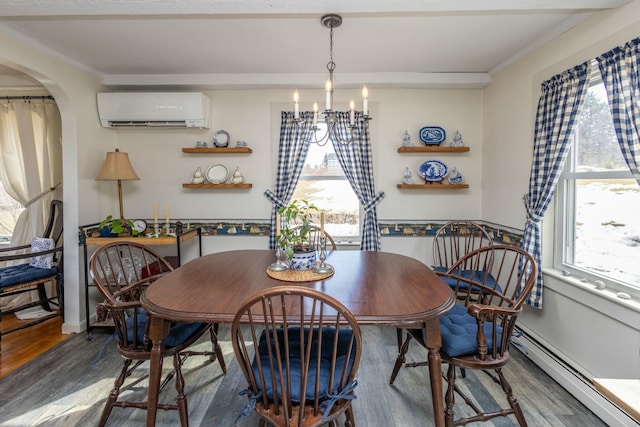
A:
[95,149,140,220]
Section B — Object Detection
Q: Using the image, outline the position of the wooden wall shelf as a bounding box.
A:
[182,183,252,189]
[397,183,469,189]
[397,146,469,153]
[182,147,252,154]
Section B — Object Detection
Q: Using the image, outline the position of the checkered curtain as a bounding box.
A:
[332,111,385,251]
[264,111,312,249]
[522,62,591,308]
[596,38,640,185]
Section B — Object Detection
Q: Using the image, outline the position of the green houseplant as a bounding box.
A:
[277,200,319,265]
[99,215,138,237]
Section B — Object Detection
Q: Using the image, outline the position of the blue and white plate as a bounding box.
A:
[419,126,446,145]
[418,160,448,182]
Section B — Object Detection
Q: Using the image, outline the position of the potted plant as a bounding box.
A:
[277,199,319,270]
[99,215,138,237]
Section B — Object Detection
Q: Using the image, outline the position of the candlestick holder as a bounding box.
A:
[153,222,160,238]
[313,235,334,274]
[268,245,288,272]
[164,221,171,235]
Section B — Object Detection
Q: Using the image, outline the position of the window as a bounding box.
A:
[555,73,640,296]
[290,123,360,242]
[0,180,23,244]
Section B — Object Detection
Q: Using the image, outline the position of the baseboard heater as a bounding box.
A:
[512,326,638,427]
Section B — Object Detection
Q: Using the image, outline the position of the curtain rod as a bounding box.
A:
[3,95,54,100]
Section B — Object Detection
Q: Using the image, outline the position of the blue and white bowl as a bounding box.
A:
[289,251,317,271]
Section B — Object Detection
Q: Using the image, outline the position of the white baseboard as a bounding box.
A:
[513,327,638,426]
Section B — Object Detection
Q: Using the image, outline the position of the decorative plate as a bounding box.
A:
[213,130,230,147]
[206,164,229,184]
[418,160,449,182]
[419,126,446,146]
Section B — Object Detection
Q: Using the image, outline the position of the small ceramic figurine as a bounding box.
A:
[402,130,414,147]
[451,130,465,147]
[236,140,248,147]
[402,166,414,184]
[447,167,465,184]
[230,166,245,184]
[191,166,205,184]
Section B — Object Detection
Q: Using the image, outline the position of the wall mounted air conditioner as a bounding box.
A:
[97,92,211,129]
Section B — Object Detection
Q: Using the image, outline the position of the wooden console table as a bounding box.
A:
[79,226,202,339]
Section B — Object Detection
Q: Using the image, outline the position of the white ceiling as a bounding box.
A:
[0,0,634,90]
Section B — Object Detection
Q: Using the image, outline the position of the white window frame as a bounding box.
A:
[553,78,640,300]
[292,121,362,244]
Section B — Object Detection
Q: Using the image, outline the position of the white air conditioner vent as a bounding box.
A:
[97,92,211,129]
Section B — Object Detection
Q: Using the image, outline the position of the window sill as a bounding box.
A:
[542,267,640,326]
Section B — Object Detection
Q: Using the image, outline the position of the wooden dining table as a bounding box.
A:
[141,249,455,427]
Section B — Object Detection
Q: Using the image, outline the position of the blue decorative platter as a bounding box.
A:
[418,160,448,182]
[419,126,446,146]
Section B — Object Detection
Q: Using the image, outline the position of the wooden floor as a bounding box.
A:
[0,322,607,426]
[0,312,71,378]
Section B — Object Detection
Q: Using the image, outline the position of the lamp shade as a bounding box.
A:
[95,149,140,181]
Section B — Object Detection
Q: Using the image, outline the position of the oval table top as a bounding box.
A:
[142,249,455,325]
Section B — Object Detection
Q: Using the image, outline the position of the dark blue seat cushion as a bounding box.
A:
[439,304,503,357]
[125,309,205,348]
[434,268,501,293]
[0,263,58,289]
[253,327,356,403]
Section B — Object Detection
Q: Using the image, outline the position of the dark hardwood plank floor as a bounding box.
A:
[0,323,606,426]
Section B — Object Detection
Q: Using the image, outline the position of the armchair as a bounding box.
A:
[0,200,63,349]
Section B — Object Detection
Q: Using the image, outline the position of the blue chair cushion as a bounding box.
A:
[0,263,58,289]
[439,304,503,357]
[253,326,356,403]
[437,269,502,293]
[125,309,205,348]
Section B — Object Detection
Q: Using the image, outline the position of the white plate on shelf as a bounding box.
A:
[206,164,229,184]
[418,160,448,182]
[213,130,230,147]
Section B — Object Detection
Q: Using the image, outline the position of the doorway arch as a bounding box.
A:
[0,61,81,334]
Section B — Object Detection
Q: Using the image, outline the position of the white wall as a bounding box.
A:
[483,2,640,425]
[112,88,483,224]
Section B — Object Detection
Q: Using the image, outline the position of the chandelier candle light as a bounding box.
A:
[292,14,371,146]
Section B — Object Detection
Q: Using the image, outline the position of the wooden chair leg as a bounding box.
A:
[444,363,456,427]
[209,325,227,373]
[389,332,413,384]
[497,368,528,427]
[36,283,53,312]
[100,358,132,427]
[174,353,189,427]
[345,405,355,427]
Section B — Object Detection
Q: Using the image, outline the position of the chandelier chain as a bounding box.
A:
[291,13,371,146]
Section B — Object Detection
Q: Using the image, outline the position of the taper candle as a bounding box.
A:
[325,79,332,110]
[293,90,300,120]
[153,202,158,223]
[362,85,369,116]
[276,213,280,237]
[320,212,325,237]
